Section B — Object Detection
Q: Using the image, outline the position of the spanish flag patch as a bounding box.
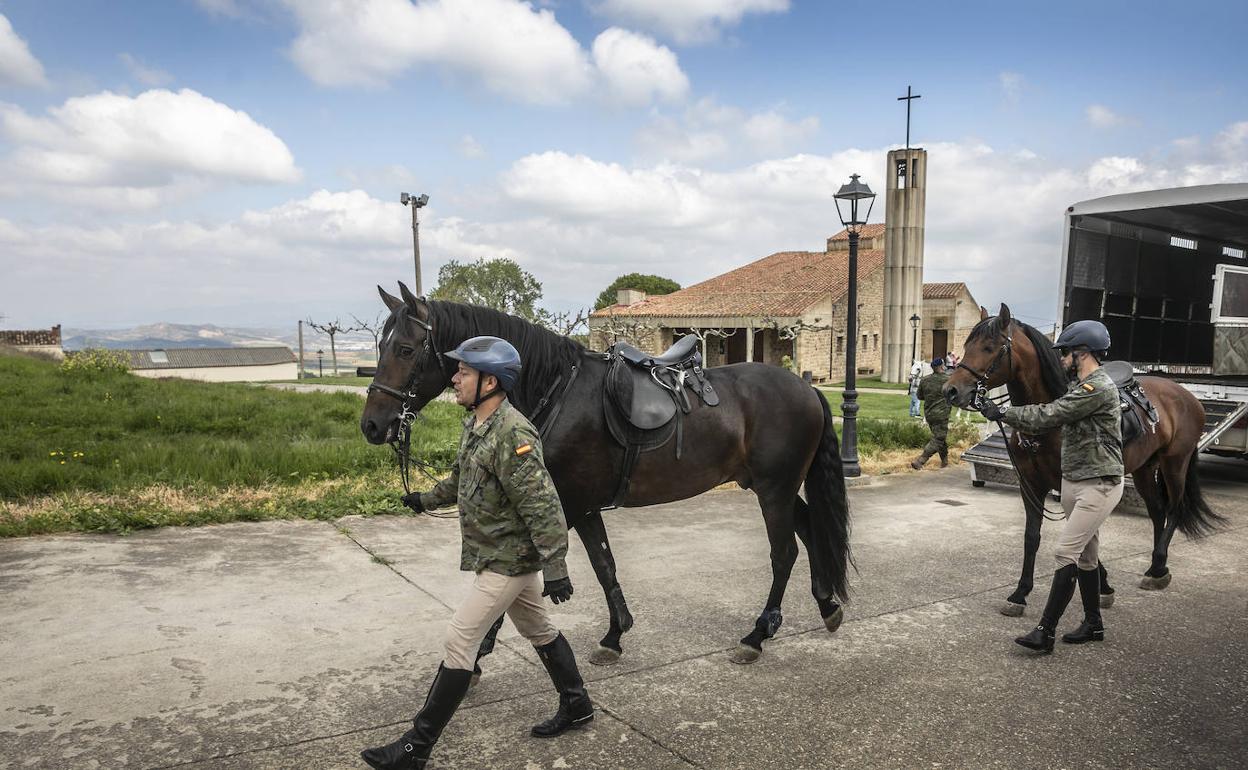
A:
[516,443,533,457]
[1081,382,1095,393]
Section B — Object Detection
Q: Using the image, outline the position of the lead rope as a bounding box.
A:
[972,381,1066,523]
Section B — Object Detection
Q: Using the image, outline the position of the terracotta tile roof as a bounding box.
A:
[923,282,968,300]
[828,223,887,241]
[0,325,61,346]
[592,249,886,319]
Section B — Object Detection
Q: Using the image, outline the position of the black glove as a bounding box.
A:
[542,576,574,604]
[980,400,1005,422]
[401,492,425,513]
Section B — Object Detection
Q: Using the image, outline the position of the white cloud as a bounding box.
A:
[592,0,790,44]
[999,71,1023,103]
[592,27,689,105]
[0,88,300,209]
[283,0,594,103]
[119,53,174,87]
[458,134,486,159]
[1086,103,1126,129]
[742,110,818,153]
[634,97,817,162]
[0,14,47,87]
[6,122,1247,329]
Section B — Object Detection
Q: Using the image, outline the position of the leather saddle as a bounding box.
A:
[1101,360,1159,444]
[601,334,721,508]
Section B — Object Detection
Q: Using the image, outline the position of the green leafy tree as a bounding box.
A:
[430,258,545,322]
[593,273,680,311]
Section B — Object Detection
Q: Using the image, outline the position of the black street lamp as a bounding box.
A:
[833,173,876,478]
[317,349,324,378]
[401,192,430,295]
[909,313,921,366]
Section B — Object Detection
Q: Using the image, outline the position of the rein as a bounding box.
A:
[961,329,1066,522]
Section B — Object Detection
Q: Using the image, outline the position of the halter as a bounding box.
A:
[959,325,1065,522]
[366,312,455,504]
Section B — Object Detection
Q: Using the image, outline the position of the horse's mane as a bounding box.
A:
[967,316,1067,402]
[426,300,588,413]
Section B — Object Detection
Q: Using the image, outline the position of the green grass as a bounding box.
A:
[0,352,462,536]
[816,390,983,453]
[851,375,911,391]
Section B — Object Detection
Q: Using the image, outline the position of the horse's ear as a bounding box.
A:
[980,305,989,321]
[396,281,430,321]
[379,286,403,313]
[997,303,1012,326]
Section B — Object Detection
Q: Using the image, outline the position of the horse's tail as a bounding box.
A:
[802,391,853,602]
[1172,449,1225,538]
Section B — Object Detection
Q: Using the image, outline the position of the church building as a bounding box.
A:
[589,147,981,382]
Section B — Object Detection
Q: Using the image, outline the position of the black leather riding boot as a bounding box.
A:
[1061,567,1105,644]
[532,633,594,738]
[1016,564,1078,653]
[361,664,473,770]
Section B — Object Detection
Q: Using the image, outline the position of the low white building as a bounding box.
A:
[121,346,298,382]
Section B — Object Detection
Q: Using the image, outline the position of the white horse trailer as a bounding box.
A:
[965,184,1248,499]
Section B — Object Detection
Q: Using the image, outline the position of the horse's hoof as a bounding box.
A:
[470,670,481,687]
[1099,593,1115,609]
[1139,572,1172,590]
[729,644,761,665]
[588,645,621,666]
[822,605,845,633]
[999,601,1026,617]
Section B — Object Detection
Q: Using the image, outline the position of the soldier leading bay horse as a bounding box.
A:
[359,283,852,665]
[945,304,1223,616]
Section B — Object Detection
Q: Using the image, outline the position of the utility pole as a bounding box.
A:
[297,319,305,379]
[401,192,429,295]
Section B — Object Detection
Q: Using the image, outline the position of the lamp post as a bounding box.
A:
[401,192,430,295]
[909,313,921,366]
[317,349,324,378]
[833,173,876,478]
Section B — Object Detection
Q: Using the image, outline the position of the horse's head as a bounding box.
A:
[360,282,451,445]
[944,303,1016,408]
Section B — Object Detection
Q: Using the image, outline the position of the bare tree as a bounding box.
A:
[541,307,591,338]
[593,311,660,352]
[351,312,386,360]
[306,317,358,377]
[687,327,738,364]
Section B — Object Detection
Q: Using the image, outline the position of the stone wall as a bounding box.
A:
[794,266,885,382]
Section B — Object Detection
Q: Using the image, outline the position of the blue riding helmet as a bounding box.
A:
[1053,320,1111,356]
[931,357,946,368]
[444,336,522,391]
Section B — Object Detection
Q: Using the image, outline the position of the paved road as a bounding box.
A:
[2,461,1245,769]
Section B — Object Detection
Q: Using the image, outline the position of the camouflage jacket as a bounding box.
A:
[1003,367,1124,481]
[918,371,951,423]
[419,398,569,581]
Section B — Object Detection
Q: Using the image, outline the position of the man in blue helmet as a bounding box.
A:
[979,320,1123,653]
[361,335,593,770]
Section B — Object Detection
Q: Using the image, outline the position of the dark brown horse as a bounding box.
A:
[944,304,1222,616]
[360,283,851,665]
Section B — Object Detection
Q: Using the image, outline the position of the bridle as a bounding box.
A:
[958,326,1065,521]
[366,312,456,505]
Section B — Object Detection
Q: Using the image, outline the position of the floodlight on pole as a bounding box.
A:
[401,192,430,296]
[832,173,877,478]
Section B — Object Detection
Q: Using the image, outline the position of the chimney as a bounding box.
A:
[617,289,646,306]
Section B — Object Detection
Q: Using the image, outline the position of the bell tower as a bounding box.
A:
[881,146,927,382]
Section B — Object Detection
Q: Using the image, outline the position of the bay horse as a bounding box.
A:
[359,283,852,665]
[944,304,1222,616]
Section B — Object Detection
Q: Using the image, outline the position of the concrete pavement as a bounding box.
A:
[1,461,1245,769]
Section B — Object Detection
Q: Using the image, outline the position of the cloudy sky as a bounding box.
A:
[1,0,1246,332]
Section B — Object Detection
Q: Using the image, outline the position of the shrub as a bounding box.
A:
[61,349,129,376]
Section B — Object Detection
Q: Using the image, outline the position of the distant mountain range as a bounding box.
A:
[63,322,377,355]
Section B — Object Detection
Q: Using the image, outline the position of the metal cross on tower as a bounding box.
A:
[897,85,921,149]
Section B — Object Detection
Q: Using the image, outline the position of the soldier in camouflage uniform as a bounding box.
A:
[912,357,952,469]
[980,320,1123,653]
[362,336,593,770]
